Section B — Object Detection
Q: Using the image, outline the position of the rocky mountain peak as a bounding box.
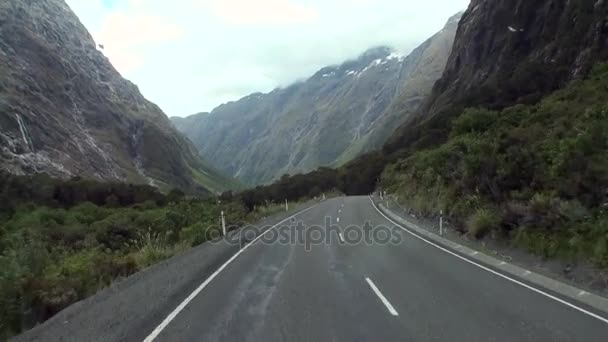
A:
[311,46,406,82]
[360,46,393,59]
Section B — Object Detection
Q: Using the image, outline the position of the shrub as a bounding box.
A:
[92,214,138,251]
[70,202,110,225]
[467,208,501,239]
[593,236,608,267]
[1,173,277,338]
[133,230,174,267]
[452,108,498,136]
[180,222,216,246]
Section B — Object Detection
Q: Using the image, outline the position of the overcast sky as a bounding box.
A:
[66,0,469,117]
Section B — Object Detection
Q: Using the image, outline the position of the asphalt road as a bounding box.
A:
[14,196,608,341]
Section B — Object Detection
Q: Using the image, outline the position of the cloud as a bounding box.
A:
[205,0,318,25]
[96,11,184,73]
[102,0,117,8]
[69,0,470,116]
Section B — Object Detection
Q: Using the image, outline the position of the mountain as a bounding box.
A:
[377,0,608,272]
[173,13,461,186]
[0,0,239,194]
[385,0,608,153]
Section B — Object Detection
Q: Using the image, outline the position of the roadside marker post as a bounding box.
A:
[221,211,226,236]
[439,210,443,236]
[285,199,288,211]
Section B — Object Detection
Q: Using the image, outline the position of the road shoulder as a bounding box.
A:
[371,196,608,320]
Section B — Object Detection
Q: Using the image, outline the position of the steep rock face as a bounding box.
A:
[174,13,460,185]
[0,0,236,193]
[362,12,462,151]
[386,0,608,152]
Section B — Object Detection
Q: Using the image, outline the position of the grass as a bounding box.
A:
[132,230,178,267]
[252,202,288,218]
[467,208,500,239]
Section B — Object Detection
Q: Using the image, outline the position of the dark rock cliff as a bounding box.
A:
[386,0,608,153]
[0,0,237,193]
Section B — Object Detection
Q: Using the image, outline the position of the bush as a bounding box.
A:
[92,214,138,251]
[383,63,608,268]
[180,222,216,246]
[452,108,498,136]
[467,208,501,239]
[133,230,174,267]
[70,202,111,225]
[2,172,286,339]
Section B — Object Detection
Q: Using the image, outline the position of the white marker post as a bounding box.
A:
[221,211,226,236]
[439,210,443,236]
[285,199,288,211]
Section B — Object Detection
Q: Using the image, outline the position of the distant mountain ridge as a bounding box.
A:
[0,0,239,194]
[173,12,462,186]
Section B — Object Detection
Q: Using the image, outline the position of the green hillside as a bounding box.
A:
[382,63,608,265]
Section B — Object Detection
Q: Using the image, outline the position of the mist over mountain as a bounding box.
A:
[173,13,461,186]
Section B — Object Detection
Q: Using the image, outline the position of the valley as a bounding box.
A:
[2,0,608,340]
[172,12,461,185]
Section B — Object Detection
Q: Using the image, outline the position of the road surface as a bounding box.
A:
[14,196,608,342]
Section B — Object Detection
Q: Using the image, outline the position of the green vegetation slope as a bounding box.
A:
[382,64,608,265]
[0,172,266,339]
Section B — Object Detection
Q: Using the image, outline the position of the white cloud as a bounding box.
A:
[202,0,319,25]
[96,7,184,73]
[66,0,470,117]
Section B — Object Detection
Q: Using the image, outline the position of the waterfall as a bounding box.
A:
[15,114,34,152]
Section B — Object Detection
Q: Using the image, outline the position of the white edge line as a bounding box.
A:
[365,277,399,316]
[143,204,318,342]
[368,196,608,325]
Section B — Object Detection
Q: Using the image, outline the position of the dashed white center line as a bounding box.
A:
[338,232,345,243]
[336,217,340,223]
[365,277,399,316]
